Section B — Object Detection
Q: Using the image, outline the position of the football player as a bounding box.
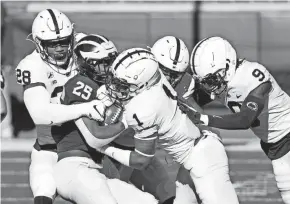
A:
[96,48,239,204]
[182,36,290,204]
[70,34,177,204]
[151,36,238,204]
[15,9,103,204]
[1,70,7,122]
[52,34,157,204]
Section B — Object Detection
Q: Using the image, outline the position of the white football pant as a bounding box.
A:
[29,147,58,199]
[54,157,117,204]
[272,150,290,204]
[54,157,157,204]
[183,135,239,204]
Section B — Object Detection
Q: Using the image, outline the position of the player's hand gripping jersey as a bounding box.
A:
[216,60,290,144]
[125,71,201,164]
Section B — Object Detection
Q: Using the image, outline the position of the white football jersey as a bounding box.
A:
[16,50,78,103]
[124,71,201,163]
[217,60,290,143]
[16,50,78,145]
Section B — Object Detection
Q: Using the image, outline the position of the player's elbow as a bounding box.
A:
[29,109,53,125]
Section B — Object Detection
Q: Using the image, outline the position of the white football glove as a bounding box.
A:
[81,99,105,122]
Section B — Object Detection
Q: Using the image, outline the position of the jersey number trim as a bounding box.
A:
[16,69,31,85]
[72,81,93,100]
[252,68,265,82]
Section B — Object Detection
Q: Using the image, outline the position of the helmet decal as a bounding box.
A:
[47,9,60,35]
[173,37,180,67]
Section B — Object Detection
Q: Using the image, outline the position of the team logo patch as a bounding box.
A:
[246,101,258,111]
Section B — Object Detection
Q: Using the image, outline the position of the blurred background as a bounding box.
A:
[1,1,290,204]
[2,0,290,139]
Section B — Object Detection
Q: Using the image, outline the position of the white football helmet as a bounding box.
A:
[151,36,189,87]
[74,34,118,83]
[190,36,237,96]
[108,48,160,100]
[29,9,74,66]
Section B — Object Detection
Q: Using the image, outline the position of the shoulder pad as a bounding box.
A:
[15,52,46,86]
[125,90,158,130]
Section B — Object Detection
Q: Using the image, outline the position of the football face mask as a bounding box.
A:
[82,52,117,84]
[42,35,74,66]
[199,68,228,96]
[105,74,139,101]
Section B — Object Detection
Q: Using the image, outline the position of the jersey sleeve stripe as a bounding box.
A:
[135,149,155,157]
[23,82,46,91]
[134,135,157,140]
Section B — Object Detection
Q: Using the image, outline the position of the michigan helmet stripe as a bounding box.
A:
[47,9,60,35]
[173,37,181,66]
[190,37,210,74]
[114,50,153,71]
[79,35,107,44]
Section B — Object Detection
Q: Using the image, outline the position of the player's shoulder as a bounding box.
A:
[16,51,49,86]
[125,87,159,126]
[16,51,44,72]
[233,59,270,84]
[238,59,268,75]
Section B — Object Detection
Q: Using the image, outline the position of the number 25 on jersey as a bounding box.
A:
[72,81,93,100]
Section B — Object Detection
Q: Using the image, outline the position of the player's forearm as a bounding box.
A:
[207,94,265,130]
[207,113,254,130]
[27,103,86,125]
[81,117,126,139]
[75,118,126,148]
[101,146,152,169]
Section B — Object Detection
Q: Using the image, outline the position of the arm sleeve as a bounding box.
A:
[74,118,126,148]
[125,106,158,156]
[208,81,272,129]
[15,58,47,89]
[18,62,87,125]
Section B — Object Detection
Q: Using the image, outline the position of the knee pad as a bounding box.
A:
[34,196,52,204]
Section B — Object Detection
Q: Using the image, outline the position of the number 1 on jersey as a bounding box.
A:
[133,113,143,126]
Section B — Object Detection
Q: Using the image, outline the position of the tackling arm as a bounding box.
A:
[206,81,272,129]
[24,86,101,125]
[100,132,157,170]
[74,117,128,148]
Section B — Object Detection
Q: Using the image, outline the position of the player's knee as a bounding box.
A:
[34,196,53,204]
